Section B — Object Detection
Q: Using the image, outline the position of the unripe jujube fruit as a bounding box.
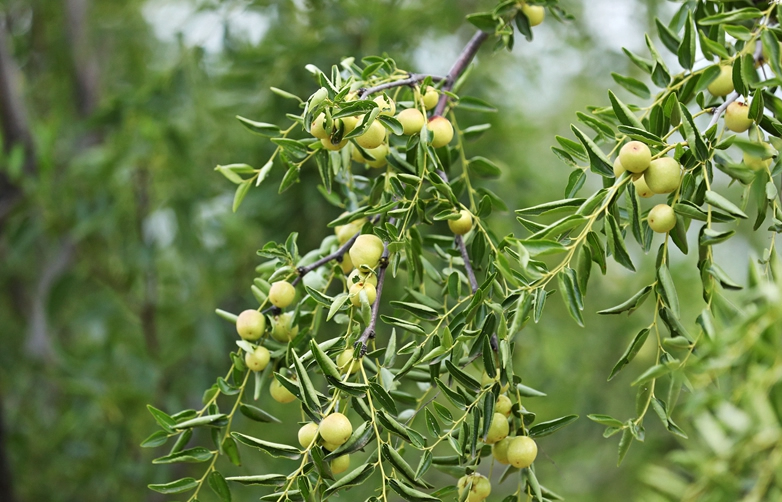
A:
[457,474,491,502]
[648,204,677,233]
[356,120,386,149]
[613,157,626,178]
[633,175,654,198]
[644,157,681,194]
[349,234,384,269]
[339,253,354,274]
[311,113,329,139]
[321,441,341,452]
[422,86,439,110]
[236,309,266,341]
[397,108,425,135]
[743,150,772,171]
[319,413,353,446]
[428,116,454,148]
[270,378,297,403]
[618,141,652,173]
[270,312,299,342]
[373,95,396,116]
[341,116,358,134]
[707,65,734,97]
[298,422,319,448]
[321,137,348,151]
[485,412,510,444]
[348,269,378,287]
[448,209,473,235]
[331,454,350,475]
[492,437,512,464]
[365,144,389,169]
[507,436,538,469]
[268,281,296,308]
[349,281,377,307]
[335,214,367,244]
[481,371,509,393]
[521,4,545,26]
[245,346,270,372]
[725,101,753,133]
[495,395,513,417]
[336,348,359,375]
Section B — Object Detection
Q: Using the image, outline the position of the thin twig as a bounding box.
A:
[456,235,479,293]
[359,73,444,99]
[707,91,739,129]
[355,244,390,355]
[433,30,490,117]
[291,231,361,287]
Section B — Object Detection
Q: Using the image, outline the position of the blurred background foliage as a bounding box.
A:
[2,0,773,501]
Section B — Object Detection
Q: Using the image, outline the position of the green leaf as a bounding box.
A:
[236,116,280,136]
[225,474,287,487]
[657,265,680,318]
[445,360,481,392]
[608,328,650,381]
[655,18,680,54]
[239,404,280,423]
[147,405,177,432]
[310,339,341,380]
[152,447,213,464]
[557,268,584,327]
[632,361,677,387]
[468,157,502,178]
[382,444,433,489]
[322,463,375,498]
[388,479,441,502]
[705,190,748,219]
[232,181,252,213]
[529,415,579,438]
[141,430,169,448]
[605,214,635,271]
[678,12,695,70]
[587,414,624,428]
[698,8,763,26]
[516,198,585,216]
[231,432,301,460]
[598,285,652,315]
[611,73,650,99]
[617,428,633,466]
[608,90,644,130]
[291,349,322,412]
[571,125,613,177]
[208,471,232,502]
[173,414,227,429]
[148,477,199,494]
[457,96,498,113]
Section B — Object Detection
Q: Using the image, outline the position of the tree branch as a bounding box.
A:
[359,73,444,99]
[433,30,490,117]
[291,225,365,288]
[456,235,479,293]
[354,243,390,356]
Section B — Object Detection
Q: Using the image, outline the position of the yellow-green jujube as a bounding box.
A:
[270,378,297,403]
[724,101,753,133]
[349,234,384,269]
[270,312,299,342]
[245,346,270,372]
[331,455,350,475]
[644,157,681,194]
[485,413,510,444]
[356,120,386,149]
[365,144,389,169]
[321,441,341,452]
[428,116,454,148]
[298,422,319,448]
[457,474,491,502]
[311,113,329,139]
[495,395,513,417]
[319,413,353,446]
[481,371,509,393]
[492,437,512,464]
[707,65,734,97]
[613,157,626,178]
[422,86,439,110]
[521,4,545,26]
[336,348,359,375]
[268,281,296,308]
[743,150,772,171]
[334,214,367,244]
[648,204,677,233]
[348,269,378,287]
[633,175,654,198]
[340,253,354,274]
[507,436,538,469]
[236,309,266,341]
[321,137,348,151]
[397,108,425,135]
[341,116,358,134]
[618,141,652,173]
[373,95,396,116]
[349,281,377,307]
[447,209,473,235]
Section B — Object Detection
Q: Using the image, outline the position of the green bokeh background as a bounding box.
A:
[0,0,729,501]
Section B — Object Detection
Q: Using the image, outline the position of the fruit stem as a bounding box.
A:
[433,30,490,117]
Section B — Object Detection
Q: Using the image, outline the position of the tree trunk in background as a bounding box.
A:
[0,395,16,502]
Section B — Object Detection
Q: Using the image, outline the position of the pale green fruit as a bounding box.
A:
[495,395,513,417]
[339,253,354,274]
[319,413,353,446]
[321,137,348,151]
[349,282,377,307]
[270,378,297,403]
[366,144,389,169]
[349,234,384,269]
[447,209,473,235]
[335,214,367,244]
[373,95,396,116]
[492,437,512,464]
[397,108,425,135]
[457,474,492,502]
[356,120,386,149]
[298,422,319,447]
[618,141,652,173]
[236,309,266,341]
[633,175,654,198]
[341,115,358,134]
[348,269,378,287]
[743,150,772,171]
[311,113,329,139]
[351,144,366,163]
[428,116,454,148]
[613,157,626,178]
[321,441,341,451]
[245,346,270,372]
[480,371,509,393]
[485,413,510,444]
[707,65,734,97]
[521,4,545,26]
[725,101,753,133]
[270,312,298,342]
[331,454,350,474]
[648,204,676,233]
[422,86,439,110]
[644,157,681,194]
[507,436,538,469]
[336,348,359,375]
[268,281,296,308]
